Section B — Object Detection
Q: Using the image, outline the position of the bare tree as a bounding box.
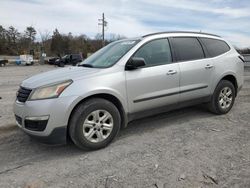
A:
[39,30,50,44]
[38,30,51,59]
[109,33,126,42]
[39,30,50,51]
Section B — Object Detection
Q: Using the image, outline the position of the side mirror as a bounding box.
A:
[125,57,146,70]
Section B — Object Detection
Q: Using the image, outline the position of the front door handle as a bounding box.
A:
[166,70,177,75]
[205,64,214,69]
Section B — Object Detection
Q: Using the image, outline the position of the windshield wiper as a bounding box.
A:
[78,64,94,68]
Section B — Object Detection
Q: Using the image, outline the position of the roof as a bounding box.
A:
[142,31,221,38]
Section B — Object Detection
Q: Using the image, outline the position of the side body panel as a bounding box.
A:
[125,63,180,113]
[178,58,214,102]
[210,49,244,93]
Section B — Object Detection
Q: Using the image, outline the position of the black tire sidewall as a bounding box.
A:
[59,61,64,67]
[213,80,235,114]
[70,99,121,150]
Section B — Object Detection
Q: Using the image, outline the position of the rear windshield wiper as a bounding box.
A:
[78,64,94,68]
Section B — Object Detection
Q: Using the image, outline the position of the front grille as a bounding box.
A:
[16,86,32,103]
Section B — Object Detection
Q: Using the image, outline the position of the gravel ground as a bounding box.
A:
[0,65,249,188]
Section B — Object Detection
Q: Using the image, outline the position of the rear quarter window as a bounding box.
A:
[200,38,230,57]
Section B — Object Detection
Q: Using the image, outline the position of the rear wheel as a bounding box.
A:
[208,80,235,114]
[69,98,121,150]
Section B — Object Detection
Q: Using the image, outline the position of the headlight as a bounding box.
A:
[29,80,72,100]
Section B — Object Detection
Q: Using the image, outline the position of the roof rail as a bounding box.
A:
[142,31,221,38]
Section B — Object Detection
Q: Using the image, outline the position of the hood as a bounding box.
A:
[21,66,102,88]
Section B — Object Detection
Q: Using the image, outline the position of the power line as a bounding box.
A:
[98,13,107,47]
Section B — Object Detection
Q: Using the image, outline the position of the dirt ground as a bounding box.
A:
[0,65,249,188]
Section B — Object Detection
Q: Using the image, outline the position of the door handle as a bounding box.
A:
[166,70,177,75]
[205,64,214,69]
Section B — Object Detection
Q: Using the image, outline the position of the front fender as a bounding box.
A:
[63,88,128,128]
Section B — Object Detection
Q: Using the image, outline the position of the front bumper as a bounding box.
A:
[13,95,79,144]
[26,126,67,145]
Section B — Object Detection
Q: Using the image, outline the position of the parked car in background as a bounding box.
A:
[55,54,83,67]
[46,57,59,65]
[0,59,8,67]
[14,31,244,150]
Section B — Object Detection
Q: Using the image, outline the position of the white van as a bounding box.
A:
[19,55,34,65]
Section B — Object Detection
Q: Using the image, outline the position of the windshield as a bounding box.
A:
[79,39,140,68]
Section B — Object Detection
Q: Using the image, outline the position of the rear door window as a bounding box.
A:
[171,37,204,62]
[200,38,230,57]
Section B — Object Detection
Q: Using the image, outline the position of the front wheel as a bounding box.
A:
[69,98,121,150]
[207,80,236,114]
[59,61,64,67]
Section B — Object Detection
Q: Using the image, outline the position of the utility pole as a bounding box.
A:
[98,13,107,47]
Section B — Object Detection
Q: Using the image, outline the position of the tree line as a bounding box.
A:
[0,25,125,58]
[236,48,250,55]
[1,25,249,58]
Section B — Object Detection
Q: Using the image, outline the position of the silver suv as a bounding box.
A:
[14,31,244,150]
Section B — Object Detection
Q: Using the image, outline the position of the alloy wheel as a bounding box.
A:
[218,87,233,109]
[82,110,114,143]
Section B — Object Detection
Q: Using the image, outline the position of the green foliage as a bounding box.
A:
[25,26,37,41]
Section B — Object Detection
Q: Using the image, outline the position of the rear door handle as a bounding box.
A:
[205,64,214,69]
[166,70,177,75]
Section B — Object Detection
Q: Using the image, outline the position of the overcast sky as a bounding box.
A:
[1,0,250,47]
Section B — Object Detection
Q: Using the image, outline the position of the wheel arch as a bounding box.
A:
[216,74,238,96]
[67,93,128,139]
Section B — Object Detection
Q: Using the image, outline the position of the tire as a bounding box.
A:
[69,98,121,150]
[59,61,64,67]
[207,80,236,114]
